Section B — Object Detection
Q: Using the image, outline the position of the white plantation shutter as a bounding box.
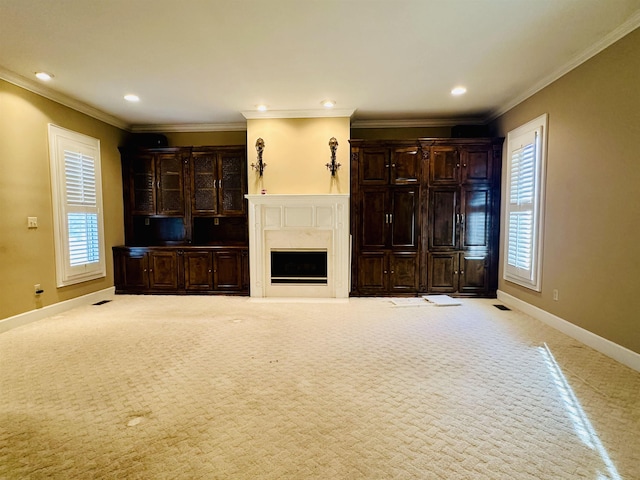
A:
[65,150,100,267]
[504,115,547,291]
[49,125,106,286]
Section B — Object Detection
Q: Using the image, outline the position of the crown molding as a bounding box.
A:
[350,117,487,129]
[242,108,355,120]
[130,122,247,133]
[488,9,640,121]
[0,67,130,131]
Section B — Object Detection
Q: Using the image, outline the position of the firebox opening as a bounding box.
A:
[270,250,328,284]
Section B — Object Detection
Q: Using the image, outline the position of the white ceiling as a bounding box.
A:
[1,0,639,130]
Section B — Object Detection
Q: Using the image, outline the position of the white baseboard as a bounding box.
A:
[497,290,640,373]
[0,287,115,334]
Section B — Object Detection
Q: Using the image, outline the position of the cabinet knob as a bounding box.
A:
[391,163,396,167]
[390,270,394,274]
[208,269,212,273]
[383,270,388,274]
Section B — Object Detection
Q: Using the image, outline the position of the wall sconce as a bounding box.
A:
[326,137,340,176]
[251,138,266,176]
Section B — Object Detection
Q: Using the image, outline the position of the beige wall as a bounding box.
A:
[246,117,350,194]
[0,79,128,319]
[491,27,640,353]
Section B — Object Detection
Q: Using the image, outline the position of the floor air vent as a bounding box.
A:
[93,300,112,306]
[494,304,511,311]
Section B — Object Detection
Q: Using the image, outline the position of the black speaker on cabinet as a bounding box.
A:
[451,124,490,138]
[123,133,169,148]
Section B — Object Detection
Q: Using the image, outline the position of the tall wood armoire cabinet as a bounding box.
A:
[350,138,504,297]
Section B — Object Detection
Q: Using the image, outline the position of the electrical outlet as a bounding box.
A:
[553,289,559,301]
[28,217,38,228]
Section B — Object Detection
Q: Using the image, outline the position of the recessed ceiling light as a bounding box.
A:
[322,100,336,108]
[451,86,467,96]
[35,72,53,81]
[124,94,140,102]
[256,104,268,112]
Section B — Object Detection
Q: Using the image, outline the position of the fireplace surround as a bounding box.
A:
[246,194,350,298]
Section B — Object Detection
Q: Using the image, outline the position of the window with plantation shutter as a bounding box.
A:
[504,114,547,291]
[49,125,106,286]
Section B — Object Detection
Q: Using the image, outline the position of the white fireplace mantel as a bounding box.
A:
[246,194,350,298]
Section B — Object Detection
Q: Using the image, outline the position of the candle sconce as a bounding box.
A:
[251,138,266,176]
[326,137,340,176]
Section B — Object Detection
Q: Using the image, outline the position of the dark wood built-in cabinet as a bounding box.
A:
[190,148,247,216]
[125,148,190,216]
[350,138,503,297]
[351,142,422,295]
[114,146,248,295]
[114,246,248,294]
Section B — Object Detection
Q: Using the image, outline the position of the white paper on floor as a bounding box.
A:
[389,298,432,307]
[423,295,462,306]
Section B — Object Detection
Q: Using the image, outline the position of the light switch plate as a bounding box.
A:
[28,217,38,228]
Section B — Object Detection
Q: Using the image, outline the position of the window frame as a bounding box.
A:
[503,113,548,291]
[48,124,106,287]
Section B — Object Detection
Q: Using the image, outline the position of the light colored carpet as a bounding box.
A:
[0,296,638,479]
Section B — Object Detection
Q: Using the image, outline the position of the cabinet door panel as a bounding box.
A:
[357,252,387,293]
[462,147,492,183]
[360,189,387,249]
[219,151,246,215]
[461,187,490,248]
[121,252,148,289]
[191,153,217,213]
[184,251,213,290]
[391,147,420,184]
[214,251,243,290]
[157,154,185,215]
[427,253,458,293]
[131,154,156,214]
[459,253,488,294]
[430,147,459,185]
[390,188,418,249]
[429,188,458,249]
[148,251,179,289]
[390,253,419,292]
[359,149,389,185]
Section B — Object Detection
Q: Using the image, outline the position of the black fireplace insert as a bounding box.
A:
[270,250,328,284]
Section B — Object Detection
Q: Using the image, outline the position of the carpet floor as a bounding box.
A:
[1,296,638,479]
